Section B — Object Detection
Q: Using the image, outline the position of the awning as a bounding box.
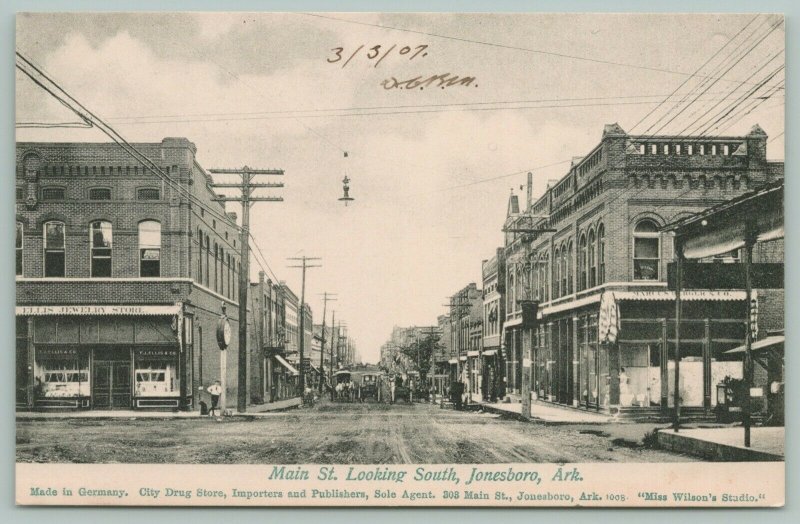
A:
[459,356,467,362]
[725,335,784,355]
[16,304,182,316]
[482,349,498,357]
[274,354,299,376]
[503,317,523,329]
[615,290,746,301]
[309,362,321,375]
[448,358,458,365]
[467,350,480,357]
[665,180,784,259]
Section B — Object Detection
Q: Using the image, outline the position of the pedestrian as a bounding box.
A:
[207,380,222,417]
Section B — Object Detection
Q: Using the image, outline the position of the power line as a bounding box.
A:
[16,50,287,292]
[102,91,763,122]
[300,12,780,86]
[628,14,762,134]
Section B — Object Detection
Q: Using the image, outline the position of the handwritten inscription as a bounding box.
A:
[328,44,429,68]
[380,73,478,91]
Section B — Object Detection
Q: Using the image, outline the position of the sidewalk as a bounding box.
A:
[16,397,301,419]
[658,426,784,461]
[482,400,614,424]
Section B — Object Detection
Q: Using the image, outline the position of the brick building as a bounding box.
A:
[15,138,251,411]
[501,123,783,418]
[481,248,505,402]
[250,272,298,405]
[448,283,482,402]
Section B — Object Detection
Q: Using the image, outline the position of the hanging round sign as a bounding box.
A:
[216,316,232,350]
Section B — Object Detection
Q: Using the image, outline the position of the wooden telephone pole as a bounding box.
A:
[329,310,336,401]
[288,256,321,393]
[209,166,284,413]
[318,292,337,394]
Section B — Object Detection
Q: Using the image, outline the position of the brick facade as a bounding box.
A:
[15,138,257,411]
[498,123,783,416]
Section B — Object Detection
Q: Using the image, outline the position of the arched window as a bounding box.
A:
[555,246,562,298]
[566,240,574,295]
[539,254,546,301]
[138,220,161,277]
[90,220,113,277]
[197,228,203,282]
[588,229,597,288]
[633,219,660,280]
[204,235,210,287]
[508,272,515,312]
[560,243,568,298]
[543,253,549,302]
[531,255,539,300]
[578,234,587,291]
[43,221,65,277]
[598,224,606,284]
[16,222,23,276]
[213,243,219,291]
[226,253,231,299]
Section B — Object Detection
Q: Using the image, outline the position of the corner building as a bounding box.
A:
[502,124,783,418]
[16,138,249,411]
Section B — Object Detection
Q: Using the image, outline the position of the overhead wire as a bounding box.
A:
[16,50,285,287]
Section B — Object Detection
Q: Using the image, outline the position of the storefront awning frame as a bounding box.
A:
[274,354,299,376]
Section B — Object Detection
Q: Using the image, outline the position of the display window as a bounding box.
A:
[35,347,90,398]
[134,349,179,397]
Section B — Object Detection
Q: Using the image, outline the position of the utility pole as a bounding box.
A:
[288,256,321,393]
[318,292,337,394]
[210,166,284,413]
[329,310,336,401]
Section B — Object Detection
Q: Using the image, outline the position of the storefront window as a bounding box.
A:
[43,221,65,277]
[134,349,179,397]
[633,219,660,280]
[139,220,161,277]
[90,220,113,277]
[34,348,90,398]
[666,341,704,407]
[619,343,660,407]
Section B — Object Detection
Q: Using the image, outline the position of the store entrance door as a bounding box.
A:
[93,361,132,409]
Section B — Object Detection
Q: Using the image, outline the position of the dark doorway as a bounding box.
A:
[92,361,132,409]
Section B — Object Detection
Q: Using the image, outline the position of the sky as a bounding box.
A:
[15,13,785,363]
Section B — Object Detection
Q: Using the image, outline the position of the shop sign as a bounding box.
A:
[136,348,177,359]
[17,305,180,316]
[36,347,79,359]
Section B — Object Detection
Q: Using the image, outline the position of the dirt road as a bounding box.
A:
[16,401,697,464]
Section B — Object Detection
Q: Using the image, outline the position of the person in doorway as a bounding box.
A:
[207,380,222,417]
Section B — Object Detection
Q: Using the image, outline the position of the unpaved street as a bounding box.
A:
[17,401,697,464]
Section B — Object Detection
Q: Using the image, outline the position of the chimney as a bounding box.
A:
[526,172,533,211]
[259,271,265,285]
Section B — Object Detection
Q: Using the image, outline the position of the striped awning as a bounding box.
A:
[725,335,784,355]
[274,354,299,376]
[598,291,620,344]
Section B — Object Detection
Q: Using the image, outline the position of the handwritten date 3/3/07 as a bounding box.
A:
[328,44,428,68]
[381,73,478,91]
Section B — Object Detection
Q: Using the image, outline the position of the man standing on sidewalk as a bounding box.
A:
[207,380,223,417]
